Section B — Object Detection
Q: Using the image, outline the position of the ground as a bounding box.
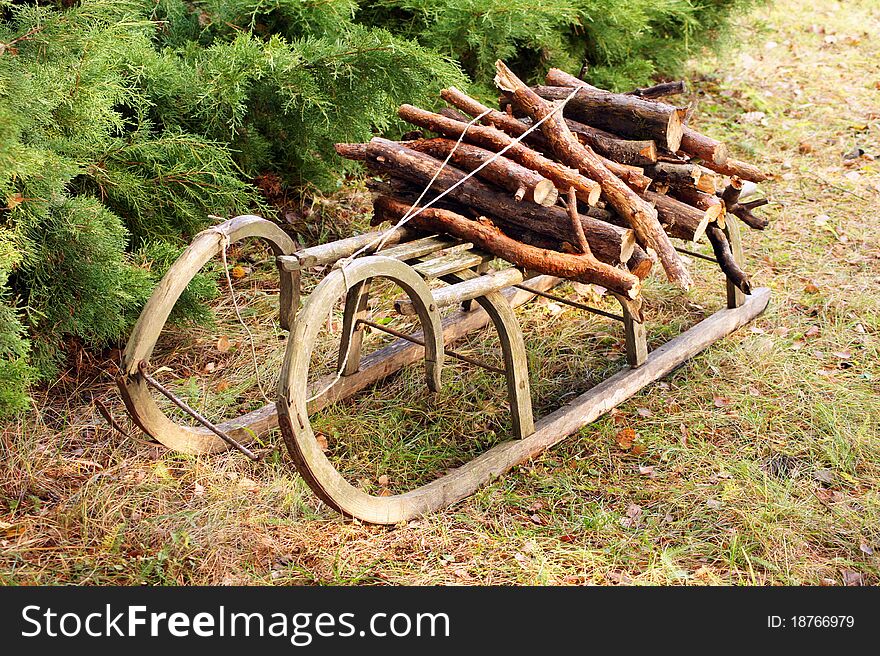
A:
[2,0,878,586]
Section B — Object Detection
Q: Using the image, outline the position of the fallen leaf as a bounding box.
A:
[214,379,230,393]
[832,350,852,360]
[237,477,260,493]
[529,513,548,526]
[204,361,216,373]
[559,534,576,543]
[379,488,392,497]
[638,465,655,476]
[798,140,815,154]
[804,325,820,338]
[706,499,722,509]
[841,570,863,586]
[615,427,635,450]
[216,336,232,353]
[315,433,329,452]
[860,543,874,556]
[626,504,642,519]
[528,500,545,512]
[804,282,820,293]
[636,407,653,418]
[231,265,247,279]
[630,443,646,457]
[193,482,205,497]
[813,214,830,226]
[377,474,389,487]
[713,396,732,408]
[816,488,834,502]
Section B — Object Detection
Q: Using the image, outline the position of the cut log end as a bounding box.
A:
[533,179,560,207]
[666,110,684,153]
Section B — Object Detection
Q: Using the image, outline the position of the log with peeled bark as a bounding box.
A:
[365,138,635,265]
[700,156,769,183]
[373,195,641,299]
[626,80,687,99]
[642,190,722,243]
[495,61,692,289]
[706,225,752,294]
[407,138,558,207]
[398,104,601,206]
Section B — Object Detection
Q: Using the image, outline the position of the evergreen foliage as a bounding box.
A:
[0,0,756,416]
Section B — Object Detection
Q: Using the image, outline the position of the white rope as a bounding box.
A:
[213,230,273,405]
[305,87,581,403]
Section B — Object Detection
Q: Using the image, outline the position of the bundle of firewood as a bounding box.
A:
[334,61,769,302]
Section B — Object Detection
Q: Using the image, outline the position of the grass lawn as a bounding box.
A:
[1,0,878,585]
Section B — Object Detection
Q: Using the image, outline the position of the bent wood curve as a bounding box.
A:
[118,215,297,454]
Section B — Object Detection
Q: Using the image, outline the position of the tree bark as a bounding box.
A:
[564,186,591,255]
[666,184,725,216]
[408,138,558,206]
[706,225,752,294]
[730,199,770,230]
[437,89,651,191]
[680,127,730,166]
[365,138,634,265]
[562,117,658,166]
[373,195,641,299]
[642,190,722,243]
[645,162,702,187]
[537,69,685,152]
[701,156,768,182]
[398,104,602,206]
[495,61,692,289]
[626,80,687,99]
[548,69,686,101]
[440,86,550,151]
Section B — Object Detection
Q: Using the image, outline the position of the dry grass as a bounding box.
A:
[2,0,879,586]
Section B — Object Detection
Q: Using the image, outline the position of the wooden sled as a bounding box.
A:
[119,214,770,524]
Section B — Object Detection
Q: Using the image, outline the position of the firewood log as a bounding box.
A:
[495,61,692,289]
[398,104,602,206]
[701,157,768,183]
[545,68,730,167]
[438,88,651,192]
[365,138,635,266]
[408,138,558,207]
[373,195,641,299]
[626,80,687,99]
[537,69,685,152]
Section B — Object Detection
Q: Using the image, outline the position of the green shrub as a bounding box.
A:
[0,0,757,415]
